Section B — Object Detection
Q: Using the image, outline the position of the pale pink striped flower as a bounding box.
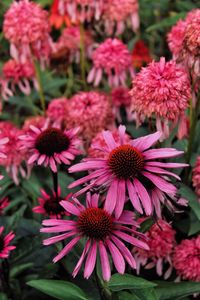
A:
[88,38,134,87]
[41,193,148,281]
[130,57,190,139]
[172,236,200,281]
[33,187,71,219]
[0,226,15,259]
[103,0,139,35]
[20,125,81,173]
[69,125,187,218]
[134,219,176,279]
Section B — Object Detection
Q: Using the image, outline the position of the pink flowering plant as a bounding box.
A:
[1,1,200,299]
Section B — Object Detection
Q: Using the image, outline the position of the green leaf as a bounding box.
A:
[179,184,200,221]
[139,218,154,233]
[10,262,34,278]
[118,291,140,300]
[155,281,200,300]
[146,12,186,32]
[108,274,157,292]
[132,289,158,300]
[27,279,90,300]
[0,293,8,300]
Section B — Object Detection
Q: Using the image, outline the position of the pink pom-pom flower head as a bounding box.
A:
[33,187,71,219]
[41,192,148,281]
[20,125,81,173]
[0,226,15,259]
[69,125,187,219]
[88,38,134,87]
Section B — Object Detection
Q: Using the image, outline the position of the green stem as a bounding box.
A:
[33,60,46,113]
[79,23,87,90]
[95,268,113,300]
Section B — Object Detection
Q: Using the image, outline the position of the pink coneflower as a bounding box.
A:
[130,57,190,139]
[47,98,68,126]
[167,20,187,60]
[192,156,200,201]
[3,59,36,95]
[172,236,200,281]
[88,129,130,159]
[3,0,51,64]
[88,38,134,87]
[67,91,113,144]
[103,0,139,35]
[69,125,187,218]
[134,219,176,278]
[55,26,93,63]
[111,87,132,122]
[20,125,80,172]
[0,122,28,185]
[41,193,148,281]
[58,0,104,22]
[0,226,15,259]
[0,198,9,215]
[33,187,71,219]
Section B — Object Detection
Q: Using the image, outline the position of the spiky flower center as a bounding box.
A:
[78,207,113,240]
[35,128,70,156]
[44,198,65,215]
[108,144,144,179]
[0,236,4,252]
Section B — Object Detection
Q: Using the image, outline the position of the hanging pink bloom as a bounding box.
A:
[192,156,200,202]
[3,0,52,64]
[0,198,9,215]
[67,91,113,144]
[58,0,104,23]
[47,98,68,126]
[134,219,176,278]
[41,193,148,281]
[54,26,94,64]
[3,59,37,95]
[0,122,30,185]
[0,226,15,259]
[111,87,132,122]
[88,38,134,87]
[172,236,200,281]
[68,125,187,218]
[103,0,139,35]
[88,129,130,159]
[20,125,81,173]
[33,187,71,219]
[130,57,191,139]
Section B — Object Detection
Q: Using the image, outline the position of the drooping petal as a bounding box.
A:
[53,236,81,263]
[106,240,125,274]
[133,178,152,215]
[131,131,162,152]
[84,241,97,279]
[99,241,111,281]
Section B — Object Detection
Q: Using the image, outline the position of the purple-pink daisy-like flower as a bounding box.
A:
[172,236,200,282]
[20,125,81,172]
[0,226,15,259]
[33,187,71,219]
[0,198,10,215]
[41,193,148,281]
[69,125,187,219]
[130,57,190,139]
[88,38,134,87]
[134,219,176,279]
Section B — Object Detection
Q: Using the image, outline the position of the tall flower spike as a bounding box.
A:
[69,125,187,219]
[0,226,15,259]
[20,125,81,172]
[41,193,148,281]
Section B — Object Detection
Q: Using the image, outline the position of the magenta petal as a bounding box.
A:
[72,240,91,278]
[145,161,188,169]
[113,230,149,250]
[43,231,76,246]
[127,180,143,214]
[99,241,111,281]
[53,236,81,263]
[142,172,177,194]
[115,180,126,219]
[144,148,184,160]
[106,240,125,274]
[103,130,117,151]
[145,165,180,180]
[104,180,118,214]
[118,125,126,145]
[69,160,105,173]
[131,131,162,152]
[84,241,97,279]
[60,201,81,216]
[133,178,152,215]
